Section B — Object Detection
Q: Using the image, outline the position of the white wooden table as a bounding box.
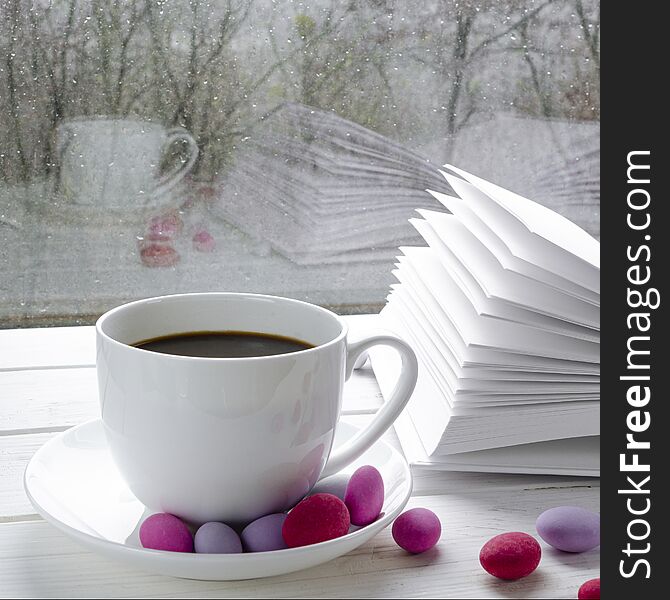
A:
[0,316,600,598]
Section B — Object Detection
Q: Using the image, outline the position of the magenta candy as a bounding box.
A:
[479,532,541,580]
[139,513,193,552]
[344,465,384,526]
[392,508,441,554]
[241,513,288,552]
[194,521,242,554]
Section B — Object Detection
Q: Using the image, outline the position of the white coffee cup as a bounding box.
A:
[57,117,198,212]
[96,293,417,525]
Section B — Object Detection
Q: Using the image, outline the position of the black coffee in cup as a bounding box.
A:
[134,331,313,358]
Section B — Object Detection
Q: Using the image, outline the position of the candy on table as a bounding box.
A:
[344,465,384,527]
[578,577,600,599]
[282,493,350,548]
[535,506,600,553]
[241,513,288,552]
[194,521,243,554]
[139,513,193,553]
[391,508,441,554]
[479,532,541,580]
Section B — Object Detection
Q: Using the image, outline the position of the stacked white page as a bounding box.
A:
[371,165,600,476]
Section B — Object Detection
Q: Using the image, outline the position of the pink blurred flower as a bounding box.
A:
[193,228,216,253]
[138,239,180,267]
[146,211,184,241]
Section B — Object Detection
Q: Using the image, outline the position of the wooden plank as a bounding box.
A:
[0,489,599,599]
[0,426,598,523]
[0,432,54,521]
[0,326,95,371]
[0,368,99,435]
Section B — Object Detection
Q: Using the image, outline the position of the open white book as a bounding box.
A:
[371,165,600,476]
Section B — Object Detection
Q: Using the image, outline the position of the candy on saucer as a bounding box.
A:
[282,493,350,548]
[139,513,193,553]
[345,465,384,526]
[241,513,288,552]
[194,521,242,554]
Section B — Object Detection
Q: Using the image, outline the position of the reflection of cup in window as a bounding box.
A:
[56,117,198,212]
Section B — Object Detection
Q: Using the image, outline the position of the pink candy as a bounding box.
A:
[139,513,193,553]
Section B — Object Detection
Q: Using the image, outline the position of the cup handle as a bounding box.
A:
[320,330,418,479]
[152,127,199,197]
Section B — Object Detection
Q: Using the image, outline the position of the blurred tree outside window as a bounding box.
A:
[0,0,599,327]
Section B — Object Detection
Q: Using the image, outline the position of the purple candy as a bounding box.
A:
[344,465,384,526]
[392,508,441,554]
[241,513,288,552]
[139,513,193,553]
[194,522,243,554]
[536,506,600,553]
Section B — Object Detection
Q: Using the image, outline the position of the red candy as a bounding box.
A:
[578,578,600,599]
[479,532,541,580]
[282,493,350,548]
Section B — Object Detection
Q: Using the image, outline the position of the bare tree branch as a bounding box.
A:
[6,0,29,180]
[574,0,600,69]
[114,0,144,114]
[467,0,558,64]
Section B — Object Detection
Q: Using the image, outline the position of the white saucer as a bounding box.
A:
[24,419,412,580]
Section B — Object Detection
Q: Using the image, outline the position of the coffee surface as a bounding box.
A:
[134,331,313,358]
